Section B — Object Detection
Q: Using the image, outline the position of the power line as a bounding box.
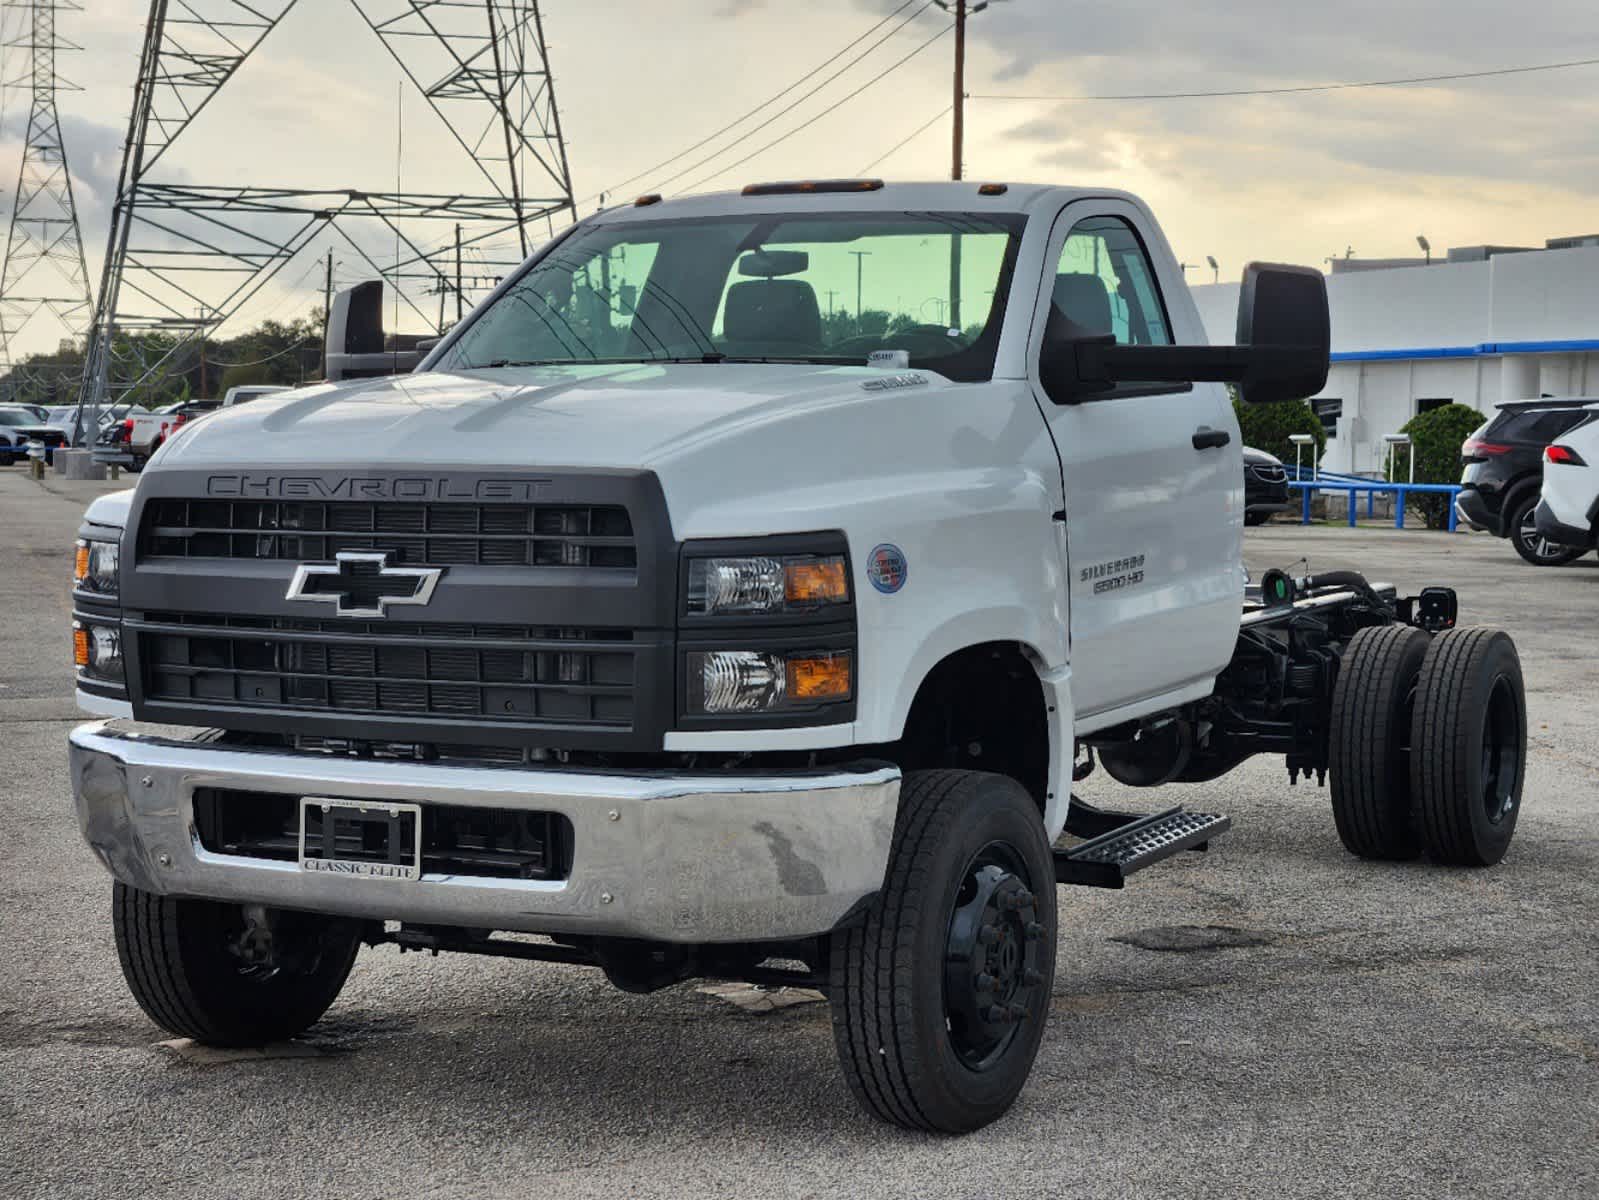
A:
[973,55,1599,103]
[579,0,925,207]
[857,104,953,174]
[648,1,938,195]
[682,22,956,194]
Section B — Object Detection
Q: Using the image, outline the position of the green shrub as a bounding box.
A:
[1231,395,1326,469]
[1387,403,1485,529]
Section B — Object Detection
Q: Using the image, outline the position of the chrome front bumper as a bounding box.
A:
[69,721,900,944]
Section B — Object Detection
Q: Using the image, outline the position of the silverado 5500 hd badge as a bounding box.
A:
[1081,553,1146,595]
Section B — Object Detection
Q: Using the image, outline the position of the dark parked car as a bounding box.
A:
[1457,400,1594,565]
[1243,446,1291,525]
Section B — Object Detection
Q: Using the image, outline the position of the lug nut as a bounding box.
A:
[1024,921,1044,941]
[974,972,996,992]
[1023,968,1044,986]
[977,923,1000,945]
[984,1005,1010,1024]
[1008,1002,1029,1021]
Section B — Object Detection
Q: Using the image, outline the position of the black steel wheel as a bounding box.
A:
[829,770,1056,1133]
[1509,494,1583,566]
[1328,624,1431,860]
[113,883,362,1045]
[1410,628,1527,866]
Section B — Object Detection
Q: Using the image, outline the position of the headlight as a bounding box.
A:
[74,619,125,682]
[74,538,120,597]
[686,554,849,616]
[687,649,852,714]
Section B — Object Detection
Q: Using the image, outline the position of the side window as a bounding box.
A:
[1053,216,1172,347]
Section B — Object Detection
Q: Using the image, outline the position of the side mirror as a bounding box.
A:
[1233,263,1330,405]
[324,281,427,382]
[1040,262,1330,406]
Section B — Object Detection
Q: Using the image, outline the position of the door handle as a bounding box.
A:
[1192,427,1231,450]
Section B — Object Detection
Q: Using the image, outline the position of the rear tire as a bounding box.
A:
[1329,624,1431,860]
[829,770,1056,1133]
[113,882,362,1045]
[1509,493,1582,566]
[1410,628,1527,866]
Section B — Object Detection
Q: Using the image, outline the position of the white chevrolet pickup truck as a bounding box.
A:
[69,180,1528,1133]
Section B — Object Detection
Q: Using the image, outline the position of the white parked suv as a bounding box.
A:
[1534,400,1599,551]
[67,180,1530,1133]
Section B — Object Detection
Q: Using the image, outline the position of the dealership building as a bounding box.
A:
[1190,237,1599,474]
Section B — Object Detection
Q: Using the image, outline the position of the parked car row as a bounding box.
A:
[3,386,292,470]
[1457,398,1599,567]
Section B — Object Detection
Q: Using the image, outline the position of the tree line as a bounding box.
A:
[0,310,326,410]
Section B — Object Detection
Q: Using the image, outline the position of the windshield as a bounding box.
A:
[438,211,1025,382]
[0,409,32,427]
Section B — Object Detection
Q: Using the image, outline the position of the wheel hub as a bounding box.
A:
[943,848,1045,1070]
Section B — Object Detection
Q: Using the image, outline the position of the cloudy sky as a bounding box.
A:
[3,0,1597,357]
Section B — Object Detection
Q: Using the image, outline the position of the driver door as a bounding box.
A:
[1029,200,1242,722]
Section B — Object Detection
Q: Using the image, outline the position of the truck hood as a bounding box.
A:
[155,362,944,471]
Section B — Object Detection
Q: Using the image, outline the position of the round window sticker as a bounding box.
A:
[867,544,908,594]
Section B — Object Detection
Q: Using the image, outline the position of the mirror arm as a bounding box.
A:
[1078,341,1325,386]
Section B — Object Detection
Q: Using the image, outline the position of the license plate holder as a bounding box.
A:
[299,797,423,881]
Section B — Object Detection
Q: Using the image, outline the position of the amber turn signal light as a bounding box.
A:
[73,624,90,668]
[785,558,848,606]
[788,652,851,702]
[74,542,90,584]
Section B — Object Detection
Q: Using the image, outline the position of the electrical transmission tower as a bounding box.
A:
[0,0,93,393]
[80,0,576,416]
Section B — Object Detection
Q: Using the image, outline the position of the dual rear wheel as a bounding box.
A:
[1329,625,1526,866]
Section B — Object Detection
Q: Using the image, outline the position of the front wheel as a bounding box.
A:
[829,770,1056,1133]
[1510,494,1583,566]
[113,883,362,1045]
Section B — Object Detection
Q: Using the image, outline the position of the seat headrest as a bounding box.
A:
[1052,273,1113,337]
[723,279,821,348]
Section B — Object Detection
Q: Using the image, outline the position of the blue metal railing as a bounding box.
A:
[1287,479,1463,531]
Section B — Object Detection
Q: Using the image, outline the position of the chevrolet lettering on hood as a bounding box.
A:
[205,474,557,501]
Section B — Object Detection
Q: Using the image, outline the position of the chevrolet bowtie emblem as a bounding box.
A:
[284,551,443,618]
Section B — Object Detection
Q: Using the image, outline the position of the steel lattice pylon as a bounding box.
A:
[79,0,577,417]
[0,0,93,385]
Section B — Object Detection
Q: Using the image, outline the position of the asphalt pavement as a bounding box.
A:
[1,467,1595,1199]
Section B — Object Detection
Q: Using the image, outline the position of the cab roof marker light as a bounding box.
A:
[741,179,885,197]
[977,183,1009,195]
[634,193,662,207]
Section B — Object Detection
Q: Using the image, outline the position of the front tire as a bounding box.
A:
[1328,624,1431,860]
[1410,628,1527,866]
[829,770,1056,1133]
[1509,493,1583,566]
[113,883,361,1045]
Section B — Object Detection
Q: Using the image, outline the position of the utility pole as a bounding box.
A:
[454,223,464,323]
[951,0,966,182]
[935,0,990,329]
[849,250,871,326]
[323,249,333,340]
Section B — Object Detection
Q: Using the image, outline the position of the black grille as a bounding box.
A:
[139,617,636,727]
[1248,463,1288,484]
[192,788,572,881]
[140,498,636,569]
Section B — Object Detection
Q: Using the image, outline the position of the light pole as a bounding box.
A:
[1206,255,1219,284]
[1416,235,1431,265]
